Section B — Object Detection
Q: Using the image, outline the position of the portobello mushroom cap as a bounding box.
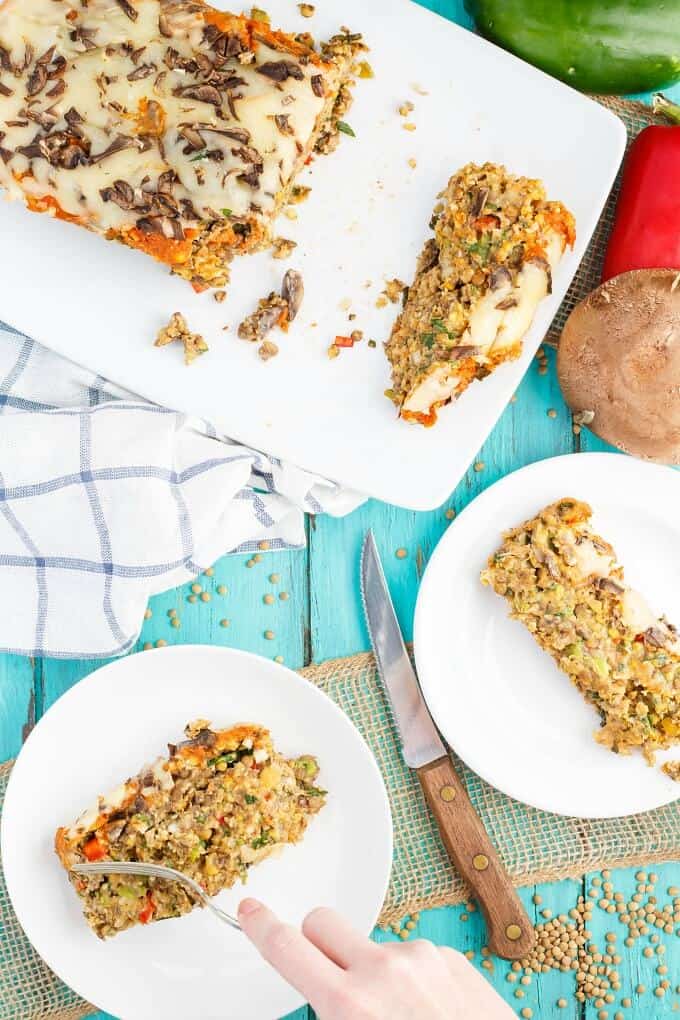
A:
[557,268,680,464]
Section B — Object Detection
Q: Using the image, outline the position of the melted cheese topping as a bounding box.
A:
[69,779,135,837]
[402,364,460,416]
[571,539,615,579]
[403,230,565,416]
[620,588,658,633]
[0,0,334,240]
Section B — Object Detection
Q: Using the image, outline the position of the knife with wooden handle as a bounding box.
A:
[360,530,534,961]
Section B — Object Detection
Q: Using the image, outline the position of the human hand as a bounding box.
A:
[238,899,515,1020]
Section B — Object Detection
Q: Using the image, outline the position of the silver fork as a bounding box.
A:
[71,861,242,930]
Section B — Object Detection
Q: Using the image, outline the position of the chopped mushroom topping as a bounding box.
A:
[0,0,367,291]
[238,269,304,347]
[238,293,289,343]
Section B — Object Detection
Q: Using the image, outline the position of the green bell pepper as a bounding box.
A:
[464,0,680,94]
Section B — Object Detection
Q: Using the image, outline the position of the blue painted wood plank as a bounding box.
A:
[0,655,34,762]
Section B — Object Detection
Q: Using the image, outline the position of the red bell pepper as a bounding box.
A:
[602,98,680,282]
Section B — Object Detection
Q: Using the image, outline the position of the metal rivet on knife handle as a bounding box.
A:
[439,785,456,802]
[472,854,489,871]
[505,924,523,941]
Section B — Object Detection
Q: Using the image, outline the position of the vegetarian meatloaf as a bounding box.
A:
[385,163,575,426]
[481,498,680,763]
[0,0,364,290]
[55,720,326,938]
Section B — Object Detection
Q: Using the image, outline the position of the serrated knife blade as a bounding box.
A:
[360,530,446,768]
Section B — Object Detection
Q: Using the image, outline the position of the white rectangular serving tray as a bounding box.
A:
[0,0,626,509]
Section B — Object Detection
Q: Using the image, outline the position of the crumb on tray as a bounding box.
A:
[155,313,208,366]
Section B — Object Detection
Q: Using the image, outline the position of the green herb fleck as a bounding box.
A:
[466,237,492,260]
[244,794,258,804]
[251,830,273,850]
[422,333,435,349]
[336,121,355,137]
[208,751,239,767]
[190,150,210,162]
[222,208,233,217]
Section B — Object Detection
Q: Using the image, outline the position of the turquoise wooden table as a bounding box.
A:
[2,3,680,1018]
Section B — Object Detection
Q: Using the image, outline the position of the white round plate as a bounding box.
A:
[1,646,392,1020]
[414,453,680,819]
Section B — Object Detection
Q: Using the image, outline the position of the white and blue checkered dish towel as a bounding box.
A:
[0,323,364,659]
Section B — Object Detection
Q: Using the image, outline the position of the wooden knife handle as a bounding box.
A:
[418,755,535,961]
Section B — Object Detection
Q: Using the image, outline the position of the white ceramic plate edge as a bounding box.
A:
[1,645,393,1020]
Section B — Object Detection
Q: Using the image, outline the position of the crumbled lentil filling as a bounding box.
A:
[55,720,325,938]
[481,499,680,763]
[385,163,574,425]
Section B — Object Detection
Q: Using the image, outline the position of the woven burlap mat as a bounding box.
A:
[0,96,676,1020]
[545,95,664,346]
[3,647,680,1019]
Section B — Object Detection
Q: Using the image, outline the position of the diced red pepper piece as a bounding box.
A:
[82,836,106,862]
[474,213,500,231]
[334,335,355,348]
[139,893,156,925]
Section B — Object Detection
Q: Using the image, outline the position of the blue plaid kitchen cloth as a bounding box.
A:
[0,323,364,659]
